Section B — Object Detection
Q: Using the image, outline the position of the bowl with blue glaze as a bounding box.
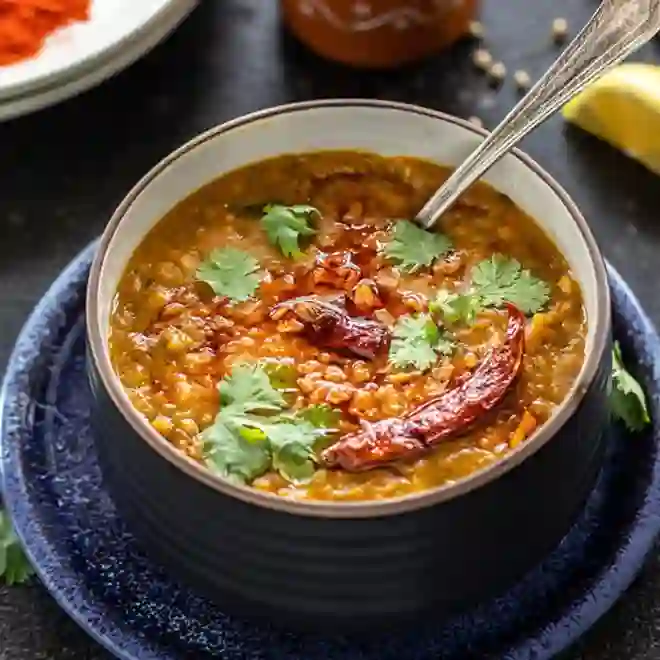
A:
[85,100,612,631]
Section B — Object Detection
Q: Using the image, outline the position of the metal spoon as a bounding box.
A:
[416,0,660,230]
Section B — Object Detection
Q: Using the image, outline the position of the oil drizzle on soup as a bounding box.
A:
[109,151,586,502]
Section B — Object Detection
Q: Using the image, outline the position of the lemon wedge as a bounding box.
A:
[562,63,660,175]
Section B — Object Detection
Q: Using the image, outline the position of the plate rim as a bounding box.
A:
[0,0,198,103]
[1,242,660,660]
[0,0,197,123]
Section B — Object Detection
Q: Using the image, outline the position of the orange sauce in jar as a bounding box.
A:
[280,0,479,69]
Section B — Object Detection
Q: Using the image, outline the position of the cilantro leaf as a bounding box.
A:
[382,220,453,273]
[470,254,550,314]
[274,405,339,481]
[390,339,438,372]
[297,404,341,430]
[433,335,457,356]
[219,362,286,412]
[196,247,260,302]
[430,290,481,325]
[201,364,340,484]
[263,421,322,483]
[611,341,650,432]
[261,204,319,258]
[203,421,271,484]
[428,255,551,328]
[262,361,298,390]
[0,510,34,586]
[273,444,317,483]
[202,363,287,482]
[389,313,454,371]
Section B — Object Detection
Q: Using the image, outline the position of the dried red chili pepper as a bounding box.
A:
[270,295,390,360]
[321,303,526,471]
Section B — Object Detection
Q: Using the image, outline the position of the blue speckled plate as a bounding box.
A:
[1,242,660,660]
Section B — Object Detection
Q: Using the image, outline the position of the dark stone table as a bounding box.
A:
[2,1,660,658]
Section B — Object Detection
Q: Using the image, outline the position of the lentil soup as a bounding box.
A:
[108,151,586,502]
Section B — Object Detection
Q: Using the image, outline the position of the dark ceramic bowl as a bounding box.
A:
[86,100,612,631]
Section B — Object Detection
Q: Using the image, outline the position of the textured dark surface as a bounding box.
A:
[1,0,660,658]
[1,245,660,660]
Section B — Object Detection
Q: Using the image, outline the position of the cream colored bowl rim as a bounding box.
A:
[86,99,611,519]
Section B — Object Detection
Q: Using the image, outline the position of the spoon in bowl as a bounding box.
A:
[416,0,660,230]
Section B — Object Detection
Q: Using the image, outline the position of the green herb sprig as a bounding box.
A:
[430,290,481,326]
[389,313,454,371]
[611,342,650,432]
[261,204,320,258]
[382,220,453,273]
[470,254,550,315]
[201,363,337,484]
[0,510,34,586]
[262,361,299,391]
[430,254,551,325]
[196,247,260,302]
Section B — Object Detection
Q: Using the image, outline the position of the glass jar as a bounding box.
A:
[281,0,479,69]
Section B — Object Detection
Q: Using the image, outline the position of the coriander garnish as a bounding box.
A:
[611,341,651,432]
[431,255,550,326]
[382,220,453,273]
[389,313,454,372]
[296,404,342,430]
[259,420,325,483]
[430,290,481,326]
[470,254,550,315]
[262,361,298,391]
[201,363,336,484]
[196,247,260,302]
[0,509,34,586]
[261,204,320,258]
[217,361,286,412]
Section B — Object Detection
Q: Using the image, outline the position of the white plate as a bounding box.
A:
[0,0,197,121]
[0,0,197,102]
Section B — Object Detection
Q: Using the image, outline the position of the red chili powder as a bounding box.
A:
[0,0,91,66]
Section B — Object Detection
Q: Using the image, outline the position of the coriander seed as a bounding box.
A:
[488,61,507,85]
[551,18,568,42]
[472,48,493,72]
[513,69,531,91]
[468,20,485,40]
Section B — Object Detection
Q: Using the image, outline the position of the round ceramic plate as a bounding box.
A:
[0,0,197,123]
[1,243,660,660]
[0,0,197,116]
